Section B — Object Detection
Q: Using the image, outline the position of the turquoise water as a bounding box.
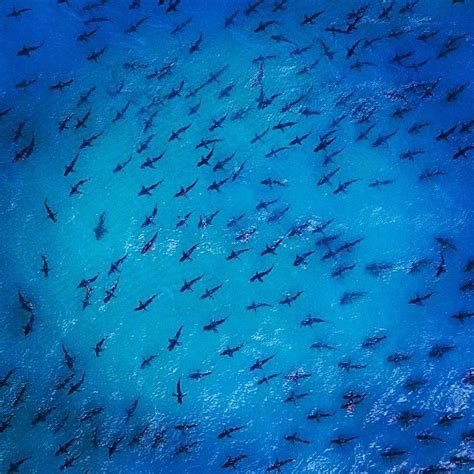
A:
[1,0,473,472]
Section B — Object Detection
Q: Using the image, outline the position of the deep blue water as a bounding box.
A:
[0,0,473,472]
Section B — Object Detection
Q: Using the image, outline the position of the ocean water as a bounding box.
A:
[0,0,473,472]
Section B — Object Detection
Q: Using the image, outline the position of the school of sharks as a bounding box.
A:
[0,0,473,472]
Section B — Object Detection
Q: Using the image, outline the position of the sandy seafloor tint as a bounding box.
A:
[0,0,473,472]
